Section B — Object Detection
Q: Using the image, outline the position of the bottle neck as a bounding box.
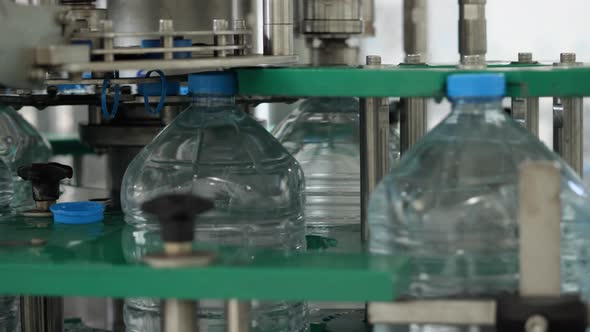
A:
[191,94,235,107]
[451,97,504,114]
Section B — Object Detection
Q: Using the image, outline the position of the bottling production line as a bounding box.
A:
[1,0,590,332]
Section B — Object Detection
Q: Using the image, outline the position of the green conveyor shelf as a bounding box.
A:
[0,213,410,302]
[236,63,590,98]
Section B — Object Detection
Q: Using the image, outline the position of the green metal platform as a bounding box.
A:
[0,213,409,302]
[236,63,590,98]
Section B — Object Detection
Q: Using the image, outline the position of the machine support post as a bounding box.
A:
[263,0,294,56]
[554,53,583,176]
[459,0,487,68]
[226,299,251,332]
[401,1,428,153]
[511,53,540,137]
[360,55,390,244]
[20,296,64,332]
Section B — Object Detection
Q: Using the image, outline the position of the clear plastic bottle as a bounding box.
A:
[0,159,12,216]
[0,158,18,332]
[369,74,590,331]
[0,105,52,211]
[121,72,307,332]
[273,97,400,252]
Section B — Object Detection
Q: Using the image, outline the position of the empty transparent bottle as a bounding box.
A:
[0,105,52,211]
[0,159,11,216]
[369,74,590,331]
[0,159,15,330]
[273,97,400,252]
[121,72,307,332]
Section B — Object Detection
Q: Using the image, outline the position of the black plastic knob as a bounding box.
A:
[17,163,73,202]
[141,194,215,243]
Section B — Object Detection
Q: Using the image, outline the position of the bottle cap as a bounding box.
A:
[50,202,105,224]
[188,71,237,96]
[447,73,506,99]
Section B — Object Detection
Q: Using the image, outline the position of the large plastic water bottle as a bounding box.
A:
[0,105,52,211]
[273,97,400,252]
[121,72,307,332]
[369,74,590,331]
[0,158,18,332]
[0,159,12,216]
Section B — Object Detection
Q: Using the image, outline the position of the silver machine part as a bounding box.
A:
[226,299,252,332]
[360,56,390,243]
[162,300,197,332]
[311,39,359,66]
[106,0,232,47]
[511,52,540,137]
[21,296,64,332]
[362,0,375,36]
[301,0,363,36]
[459,0,486,67]
[142,243,216,332]
[300,0,364,66]
[401,0,427,154]
[403,0,426,61]
[263,0,294,56]
[368,162,566,326]
[0,1,64,88]
[553,53,583,176]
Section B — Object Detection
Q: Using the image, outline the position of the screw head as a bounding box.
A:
[560,52,576,63]
[518,52,533,63]
[213,19,229,32]
[366,55,382,66]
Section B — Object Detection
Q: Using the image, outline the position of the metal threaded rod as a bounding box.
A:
[511,52,539,137]
[404,0,427,60]
[554,52,583,176]
[361,55,390,244]
[459,0,487,67]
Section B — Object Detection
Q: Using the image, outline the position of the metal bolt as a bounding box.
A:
[159,19,174,32]
[213,19,229,32]
[213,19,229,57]
[159,19,174,60]
[232,19,247,30]
[366,55,382,66]
[518,52,533,63]
[100,19,113,32]
[525,315,548,332]
[560,52,576,64]
[405,54,424,64]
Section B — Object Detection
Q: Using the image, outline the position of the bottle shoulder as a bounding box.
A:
[371,107,590,225]
[0,106,52,168]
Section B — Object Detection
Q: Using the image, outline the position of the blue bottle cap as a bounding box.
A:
[447,73,506,99]
[50,202,105,225]
[188,71,237,95]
